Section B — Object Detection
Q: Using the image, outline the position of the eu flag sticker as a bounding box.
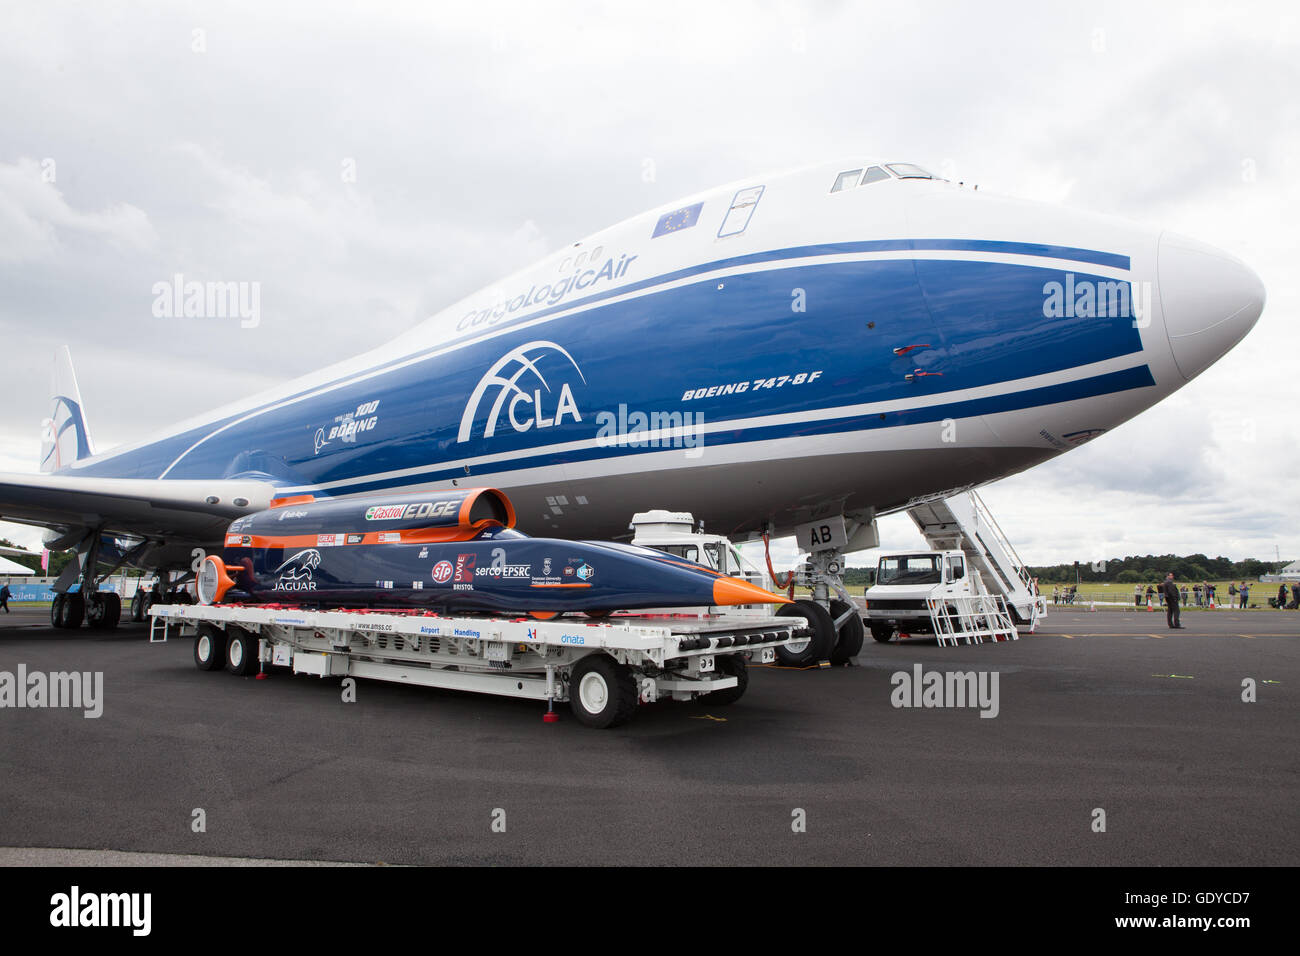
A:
[652,202,704,238]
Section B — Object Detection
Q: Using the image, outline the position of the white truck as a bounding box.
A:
[864,549,1015,643]
[149,602,809,729]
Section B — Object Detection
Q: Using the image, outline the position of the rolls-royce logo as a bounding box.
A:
[457,341,585,443]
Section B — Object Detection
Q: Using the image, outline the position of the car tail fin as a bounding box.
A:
[39,346,96,473]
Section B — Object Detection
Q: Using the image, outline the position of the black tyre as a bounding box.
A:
[870,622,894,643]
[85,593,121,630]
[60,593,85,629]
[775,600,836,666]
[50,593,65,628]
[568,654,637,728]
[224,627,260,676]
[194,624,226,671]
[130,590,147,622]
[829,599,865,664]
[701,654,748,706]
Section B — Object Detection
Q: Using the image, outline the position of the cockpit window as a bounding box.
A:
[831,169,863,193]
[860,165,890,185]
[885,163,935,179]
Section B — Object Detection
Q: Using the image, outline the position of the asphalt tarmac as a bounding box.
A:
[0,605,1295,866]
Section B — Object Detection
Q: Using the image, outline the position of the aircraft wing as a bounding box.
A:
[0,472,277,547]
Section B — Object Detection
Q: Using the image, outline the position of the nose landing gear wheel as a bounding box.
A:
[775,600,836,666]
[829,599,865,663]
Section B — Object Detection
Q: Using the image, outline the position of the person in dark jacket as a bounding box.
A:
[1280,584,1289,609]
[1163,572,1183,629]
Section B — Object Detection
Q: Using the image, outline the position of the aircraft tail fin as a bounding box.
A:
[39,346,96,473]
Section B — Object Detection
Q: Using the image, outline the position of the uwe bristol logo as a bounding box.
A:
[458,341,585,443]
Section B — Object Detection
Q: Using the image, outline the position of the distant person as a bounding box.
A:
[1134,584,1143,608]
[1180,584,1189,606]
[1147,584,1157,607]
[1292,582,1300,609]
[1193,583,1203,607]
[1207,583,1216,606]
[1239,581,1250,609]
[1163,572,1183,629]
[1280,584,1289,610]
[0,583,9,613]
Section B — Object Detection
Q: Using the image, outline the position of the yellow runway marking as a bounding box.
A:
[689,714,727,722]
[1152,674,1194,679]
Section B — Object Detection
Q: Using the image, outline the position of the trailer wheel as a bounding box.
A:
[194,624,226,671]
[224,627,259,676]
[870,623,894,643]
[130,590,148,622]
[568,654,637,728]
[701,654,748,705]
[775,600,835,666]
[829,600,865,664]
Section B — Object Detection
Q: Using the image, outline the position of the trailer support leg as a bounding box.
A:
[543,664,559,723]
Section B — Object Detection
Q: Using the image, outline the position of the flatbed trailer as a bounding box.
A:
[149,603,809,728]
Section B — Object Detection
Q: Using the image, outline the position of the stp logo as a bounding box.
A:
[431,560,453,584]
[454,553,476,583]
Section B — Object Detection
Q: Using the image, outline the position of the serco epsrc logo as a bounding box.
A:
[458,341,585,443]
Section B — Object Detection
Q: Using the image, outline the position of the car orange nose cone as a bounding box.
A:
[712,576,791,606]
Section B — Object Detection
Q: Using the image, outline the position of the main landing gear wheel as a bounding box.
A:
[194,624,226,671]
[568,654,637,729]
[53,593,85,629]
[870,623,894,643]
[85,593,121,630]
[775,600,836,666]
[829,599,865,664]
[701,654,748,706]
[224,627,260,676]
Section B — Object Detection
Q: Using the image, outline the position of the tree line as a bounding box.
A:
[1026,554,1288,584]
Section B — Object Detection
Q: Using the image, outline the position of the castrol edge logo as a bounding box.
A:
[365,500,460,521]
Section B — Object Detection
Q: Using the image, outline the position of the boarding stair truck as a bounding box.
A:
[902,491,1045,627]
[627,510,855,666]
[149,603,811,729]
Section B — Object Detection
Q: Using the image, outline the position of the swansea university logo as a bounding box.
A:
[458,341,586,443]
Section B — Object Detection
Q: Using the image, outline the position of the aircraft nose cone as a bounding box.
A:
[1158,232,1265,381]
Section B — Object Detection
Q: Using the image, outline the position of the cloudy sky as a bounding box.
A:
[1,0,1296,567]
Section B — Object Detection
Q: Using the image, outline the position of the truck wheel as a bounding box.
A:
[568,654,637,728]
[870,623,894,643]
[130,590,147,622]
[701,654,748,706]
[829,600,865,664]
[194,624,226,671]
[775,600,835,666]
[224,627,260,676]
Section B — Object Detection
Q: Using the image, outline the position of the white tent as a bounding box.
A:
[0,554,35,576]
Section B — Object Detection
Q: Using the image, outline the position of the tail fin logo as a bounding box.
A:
[457,341,585,443]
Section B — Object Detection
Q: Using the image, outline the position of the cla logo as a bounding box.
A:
[273,549,322,591]
[457,341,585,443]
[431,560,453,584]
